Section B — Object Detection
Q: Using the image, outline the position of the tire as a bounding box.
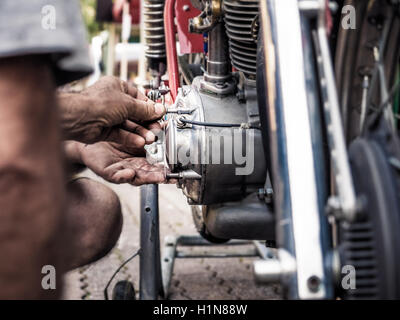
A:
[112,281,136,300]
[338,138,400,299]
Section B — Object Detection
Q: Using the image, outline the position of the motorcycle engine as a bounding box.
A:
[145,0,274,241]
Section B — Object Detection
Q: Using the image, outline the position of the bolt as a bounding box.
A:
[307,276,321,293]
[183,4,190,11]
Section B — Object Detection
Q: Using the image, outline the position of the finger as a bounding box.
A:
[106,128,146,150]
[122,120,156,144]
[147,122,164,142]
[111,168,136,184]
[124,97,166,122]
[105,162,136,183]
[147,121,162,130]
[159,120,168,130]
[131,170,166,186]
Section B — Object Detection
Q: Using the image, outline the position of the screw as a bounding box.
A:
[183,4,190,11]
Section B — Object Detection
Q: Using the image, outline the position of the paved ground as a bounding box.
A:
[62,169,281,300]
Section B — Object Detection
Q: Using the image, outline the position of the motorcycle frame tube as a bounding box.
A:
[164,0,180,101]
[260,0,332,299]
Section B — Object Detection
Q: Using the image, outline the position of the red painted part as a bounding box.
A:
[112,0,141,25]
[175,0,203,54]
[325,0,333,35]
[164,0,180,101]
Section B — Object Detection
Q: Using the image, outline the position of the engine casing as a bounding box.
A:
[165,77,266,205]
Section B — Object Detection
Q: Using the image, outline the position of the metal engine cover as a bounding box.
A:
[165,77,266,205]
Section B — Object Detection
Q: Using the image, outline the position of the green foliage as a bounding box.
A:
[80,0,102,38]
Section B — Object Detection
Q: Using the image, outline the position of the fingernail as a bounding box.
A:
[145,131,156,143]
[155,103,166,116]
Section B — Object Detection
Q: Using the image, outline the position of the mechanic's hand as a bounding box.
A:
[108,120,163,156]
[78,141,167,185]
[59,76,166,144]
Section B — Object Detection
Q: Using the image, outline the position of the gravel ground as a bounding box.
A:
[62,169,281,300]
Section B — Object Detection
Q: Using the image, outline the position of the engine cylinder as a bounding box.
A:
[223,0,259,79]
[143,0,166,72]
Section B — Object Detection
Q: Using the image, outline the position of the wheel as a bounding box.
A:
[112,280,136,300]
[335,1,400,299]
[338,138,400,299]
[139,184,164,300]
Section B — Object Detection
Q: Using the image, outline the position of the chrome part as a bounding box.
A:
[223,0,259,79]
[201,22,235,94]
[312,0,357,222]
[360,76,370,132]
[166,107,196,115]
[259,0,332,299]
[276,0,326,299]
[330,250,341,288]
[166,170,202,180]
[164,77,266,204]
[254,249,296,284]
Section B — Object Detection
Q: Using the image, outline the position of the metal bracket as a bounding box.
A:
[303,0,358,222]
[161,235,273,297]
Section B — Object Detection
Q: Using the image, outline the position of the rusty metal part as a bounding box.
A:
[188,0,222,33]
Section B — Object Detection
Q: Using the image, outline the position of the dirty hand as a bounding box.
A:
[75,141,167,185]
[59,76,166,144]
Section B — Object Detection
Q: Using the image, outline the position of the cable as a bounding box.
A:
[103,248,141,300]
[179,118,260,129]
[378,80,400,113]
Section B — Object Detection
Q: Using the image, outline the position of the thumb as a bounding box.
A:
[125,97,166,121]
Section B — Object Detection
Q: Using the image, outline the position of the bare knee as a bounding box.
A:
[65,178,123,270]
